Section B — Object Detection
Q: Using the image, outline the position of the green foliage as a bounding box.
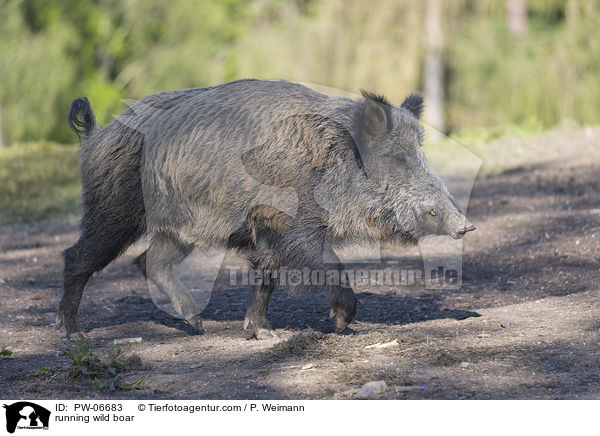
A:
[80,74,124,126]
[235,0,600,131]
[0,0,76,143]
[445,0,600,130]
[0,142,81,226]
[29,340,147,392]
[90,375,146,392]
[60,340,92,377]
[234,0,425,107]
[28,365,66,377]
[0,348,13,356]
[0,0,251,143]
[0,0,598,143]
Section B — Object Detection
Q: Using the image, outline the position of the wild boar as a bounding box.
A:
[59,79,475,340]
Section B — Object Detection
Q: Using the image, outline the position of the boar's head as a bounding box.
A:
[354,91,475,244]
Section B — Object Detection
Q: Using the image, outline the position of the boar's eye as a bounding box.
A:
[394,156,406,166]
[429,209,437,216]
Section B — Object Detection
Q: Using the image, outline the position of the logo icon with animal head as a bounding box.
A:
[3,402,50,433]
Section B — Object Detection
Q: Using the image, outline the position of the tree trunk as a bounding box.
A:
[506,0,528,37]
[423,0,444,142]
[0,103,4,147]
[562,0,578,119]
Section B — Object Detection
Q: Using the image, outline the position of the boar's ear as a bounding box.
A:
[400,93,424,119]
[359,90,391,141]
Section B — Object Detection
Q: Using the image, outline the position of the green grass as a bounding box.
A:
[28,340,146,392]
[0,142,81,226]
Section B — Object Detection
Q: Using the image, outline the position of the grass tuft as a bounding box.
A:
[0,142,81,226]
[28,340,146,392]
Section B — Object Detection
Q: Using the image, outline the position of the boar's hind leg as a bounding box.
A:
[145,233,203,332]
[244,271,278,339]
[60,224,142,340]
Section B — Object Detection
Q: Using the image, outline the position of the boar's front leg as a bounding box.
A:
[327,283,357,333]
[244,269,278,339]
[323,251,357,333]
[236,204,357,336]
[285,227,357,334]
[145,233,203,331]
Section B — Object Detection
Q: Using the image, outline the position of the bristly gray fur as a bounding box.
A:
[360,89,391,106]
[400,92,424,118]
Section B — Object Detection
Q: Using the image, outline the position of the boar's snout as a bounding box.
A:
[450,223,477,239]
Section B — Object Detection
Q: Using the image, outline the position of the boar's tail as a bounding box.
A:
[68,96,98,142]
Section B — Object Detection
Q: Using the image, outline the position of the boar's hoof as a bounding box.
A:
[184,315,204,333]
[55,312,64,329]
[255,328,280,340]
[56,311,87,341]
[244,316,279,339]
[330,307,353,333]
[66,331,89,342]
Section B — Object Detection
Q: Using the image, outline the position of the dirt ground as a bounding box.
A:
[1,126,599,400]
